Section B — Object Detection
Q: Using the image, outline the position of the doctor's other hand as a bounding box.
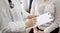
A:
[27,15,38,19]
[34,27,44,33]
[25,17,36,28]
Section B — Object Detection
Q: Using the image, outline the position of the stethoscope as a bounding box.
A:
[8,0,14,8]
[8,0,14,22]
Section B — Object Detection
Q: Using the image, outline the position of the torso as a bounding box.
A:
[35,0,50,15]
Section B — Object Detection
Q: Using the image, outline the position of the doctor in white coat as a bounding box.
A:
[41,0,60,33]
[0,0,36,33]
[34,0,60,33]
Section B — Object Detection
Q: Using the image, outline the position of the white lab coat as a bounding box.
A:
[19,0,30,12]
[30,0,55,30]
[7,0,30,32]
[10,0,29,21]
[0,0,12,30]
[44,0,60,33]
[0,0,29,33]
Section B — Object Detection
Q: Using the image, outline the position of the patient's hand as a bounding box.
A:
[25,17,36,28]
[27,15,38,19]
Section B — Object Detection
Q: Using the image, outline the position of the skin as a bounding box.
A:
[27,15,38,19]
[25,17,36,28]
[34,27,44,33]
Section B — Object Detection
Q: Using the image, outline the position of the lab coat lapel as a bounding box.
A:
[0,0,12,30]
[10,0,24,21]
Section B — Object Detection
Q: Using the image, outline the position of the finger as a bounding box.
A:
[32,17,37,20]
[32,18,37,22]
[37,30,44,33]
[33,27,38,31]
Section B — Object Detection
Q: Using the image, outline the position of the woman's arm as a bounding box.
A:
[44,3,58,33]
[44,22,59,33]
[44,3,55,18]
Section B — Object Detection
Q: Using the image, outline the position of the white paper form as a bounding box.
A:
[26,12,53,30]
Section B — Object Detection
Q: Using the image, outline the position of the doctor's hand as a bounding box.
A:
[25,17,36,28]
[34,27,44,33]
[27,15,38,19]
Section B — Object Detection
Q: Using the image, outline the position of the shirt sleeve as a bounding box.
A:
[7,21,25,32]
[44,3,55,19]
[22,10,30,19]
[44,22,59,33]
